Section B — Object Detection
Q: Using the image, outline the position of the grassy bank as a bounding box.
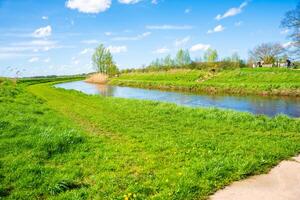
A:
[0,80,87,199]
[109,68,300,97]
[18,75,86,86]
[1,79,299,199]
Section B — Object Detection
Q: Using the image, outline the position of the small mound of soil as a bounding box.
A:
[85,73,108,84]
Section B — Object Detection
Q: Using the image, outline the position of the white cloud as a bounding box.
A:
[146,25,193,30]
[25,41,57,52]
[174,36,190,47]
[73,60,80,65]
[33,25,52,38]
[283,41,293,48]
[17,40,57,46]
[0,40,72,61]
[190,43,211,52]
[142,32,151,37]
[0,46,36,53]
[216,1,248,20]
[0,53,28,60]
[153,47,170,54]
[44,58,51,63]
[151,0,158,4]
[207,25,225,34]
[1,40,58,53]
[29,57,39,63]
[112,32,151,41]
[185,9,191,14]
[105,32,112,36]
[71,56,80,65]
[42,16,48,20]
[118,0,141,4]
[280,29,290,35]
[66,0,112,14]
[107,45,127,53]
[235,21,243,27]
[81,39,99,44]
[80,48,93,55]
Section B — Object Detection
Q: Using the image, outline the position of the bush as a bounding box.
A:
[190,61,247,70]
[293,61,300,69]
[120,61,247,74]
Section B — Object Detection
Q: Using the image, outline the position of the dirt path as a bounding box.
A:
[210,155,300,200]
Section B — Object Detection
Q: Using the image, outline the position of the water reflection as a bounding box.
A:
[55,81,300,118]
[96,84,116,97]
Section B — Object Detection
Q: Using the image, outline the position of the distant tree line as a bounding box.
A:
[120,48,246,73]
[121,41,299,73]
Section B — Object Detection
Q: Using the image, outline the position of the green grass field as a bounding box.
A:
[109,68,300,96]
[1,79,300,199]
[17,75,86,86]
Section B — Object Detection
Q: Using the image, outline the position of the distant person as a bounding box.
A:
[286,59,292,68]
[257,62,262,68]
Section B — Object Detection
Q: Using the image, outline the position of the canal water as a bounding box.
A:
[55,81,300,118]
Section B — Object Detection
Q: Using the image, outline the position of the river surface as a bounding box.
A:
[55,81,300,118]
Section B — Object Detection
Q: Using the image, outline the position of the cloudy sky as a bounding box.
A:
[0,0,298,77]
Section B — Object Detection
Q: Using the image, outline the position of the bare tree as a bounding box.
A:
[281,1,300,58]
[249,43,285,65]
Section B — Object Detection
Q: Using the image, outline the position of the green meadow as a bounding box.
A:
[1,0,300,199]
[1,78,300,199]
[109,68,300,96]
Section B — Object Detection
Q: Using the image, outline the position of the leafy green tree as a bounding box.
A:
[231,52,241,63]
[107,63,119,76]
[92,44,107,73]
[163,55,175,67]
[175,49,191,67]
[203,49,218,62]
[279,54,289,63]
[175,49,184,66]
[194,57,203,62]
[150,58,162,67]
[92,44,119,76]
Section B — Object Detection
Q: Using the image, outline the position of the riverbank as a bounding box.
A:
[109,68,300,97]
[55,80,300,118]
[2,79,300,199]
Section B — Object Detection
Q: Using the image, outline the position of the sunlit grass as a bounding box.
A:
[1,79,300,199]
[110,68,300,96]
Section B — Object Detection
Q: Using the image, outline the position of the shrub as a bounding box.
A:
[120,61,247,74]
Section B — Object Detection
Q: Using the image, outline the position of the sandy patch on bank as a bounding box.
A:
[210,155,300,200]
[85,73,108,84]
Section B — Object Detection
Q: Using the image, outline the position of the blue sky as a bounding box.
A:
[0,0,298,77]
